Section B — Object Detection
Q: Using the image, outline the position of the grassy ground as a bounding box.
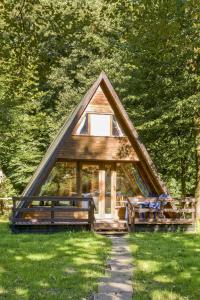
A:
[0,215,111,300]
[129,232,200,300]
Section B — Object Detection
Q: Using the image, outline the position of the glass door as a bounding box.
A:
[104,164,112,218]
[81,162,116,219]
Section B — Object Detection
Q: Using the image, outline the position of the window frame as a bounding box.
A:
[74,112,124,137]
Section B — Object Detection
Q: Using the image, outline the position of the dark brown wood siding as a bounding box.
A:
[57,136,139,161]
[85,86,114,114]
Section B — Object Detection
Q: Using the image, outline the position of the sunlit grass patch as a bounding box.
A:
[129,232,200,300]
[0,215,111,300]
[151,289,183,300]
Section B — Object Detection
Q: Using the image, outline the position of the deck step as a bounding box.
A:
[94,220,128,232]
[96,231,127,236]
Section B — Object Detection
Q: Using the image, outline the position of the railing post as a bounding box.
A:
[51,200,54,224]
[127,202,129,224]
[89,198,94,230]
[130,205,135,231]
[128,203,132,230]
[126,198,135,232]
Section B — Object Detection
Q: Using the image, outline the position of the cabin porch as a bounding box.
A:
[11,195,196,233]
[11,159,196,233]
[12,160,157,226]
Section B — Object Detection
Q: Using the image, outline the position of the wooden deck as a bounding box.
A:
[11,196,196,232]
[126,197,196,231]
[11,196,95,231]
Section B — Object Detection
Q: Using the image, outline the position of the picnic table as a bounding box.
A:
[126,196,172,220]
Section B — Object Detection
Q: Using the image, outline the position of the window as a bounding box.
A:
[131,166,151,197]
[75,113,124,137]
[116,163,152,197]
[116,164,138,197]
[90,114,111,136]
[76,114,88,135]
[39,162,77,196]
[112,115,124,137]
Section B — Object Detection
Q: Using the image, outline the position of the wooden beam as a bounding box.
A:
[111,163,117,219]
[133,208,195,213]
[13,196,92,202]
[134,218,194,224]
[12,219,89,225]
[76,161,81,196]
[14,207,90,212]
[99,163,105,218]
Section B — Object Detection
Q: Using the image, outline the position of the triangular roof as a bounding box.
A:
[23,71,168,196]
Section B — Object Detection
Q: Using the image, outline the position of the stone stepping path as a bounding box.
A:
[94,235,133,300]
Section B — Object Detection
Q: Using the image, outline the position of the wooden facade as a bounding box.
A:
[11,72,196,232]
[57,136,138,161]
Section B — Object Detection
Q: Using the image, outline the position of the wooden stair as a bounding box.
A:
[94,219,128,232]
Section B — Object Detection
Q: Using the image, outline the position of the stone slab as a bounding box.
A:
[94,292,132,300]
[99,281,132,293]
[94,236,133,299]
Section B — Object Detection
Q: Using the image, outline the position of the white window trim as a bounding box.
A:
[75,112,125,137]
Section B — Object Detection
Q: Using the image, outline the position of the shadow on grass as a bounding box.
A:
[0,217,111,300]
[129,232,200,300]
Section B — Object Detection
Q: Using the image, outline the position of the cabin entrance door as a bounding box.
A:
[80,162,116,219]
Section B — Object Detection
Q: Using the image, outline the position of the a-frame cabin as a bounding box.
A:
[11,72,195,232]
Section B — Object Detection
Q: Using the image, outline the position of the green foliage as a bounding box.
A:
[129,232,200,299]
[0,215,111,300]
[0,0,199,196]
[0,176,15,197]
[119,0,200,196]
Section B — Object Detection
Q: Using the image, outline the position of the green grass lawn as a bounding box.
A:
[0,215,111,300]
[129,232,200,300]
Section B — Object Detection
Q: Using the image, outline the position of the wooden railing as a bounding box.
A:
[126,197,196,228]
[11,196,95,229]
[126,198,135,231]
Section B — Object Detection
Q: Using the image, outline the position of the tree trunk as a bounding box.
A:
[195,118,200,220]
[180,158,186,198]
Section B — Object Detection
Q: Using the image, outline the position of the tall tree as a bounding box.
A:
[118,0,200,198]
[0,0,199,203]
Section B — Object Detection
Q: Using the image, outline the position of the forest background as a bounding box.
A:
[0,0,199,205]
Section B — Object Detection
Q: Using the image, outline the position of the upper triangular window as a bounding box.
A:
[76,114,89,135]
[112,115,124,137]
[75,113,124,137]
